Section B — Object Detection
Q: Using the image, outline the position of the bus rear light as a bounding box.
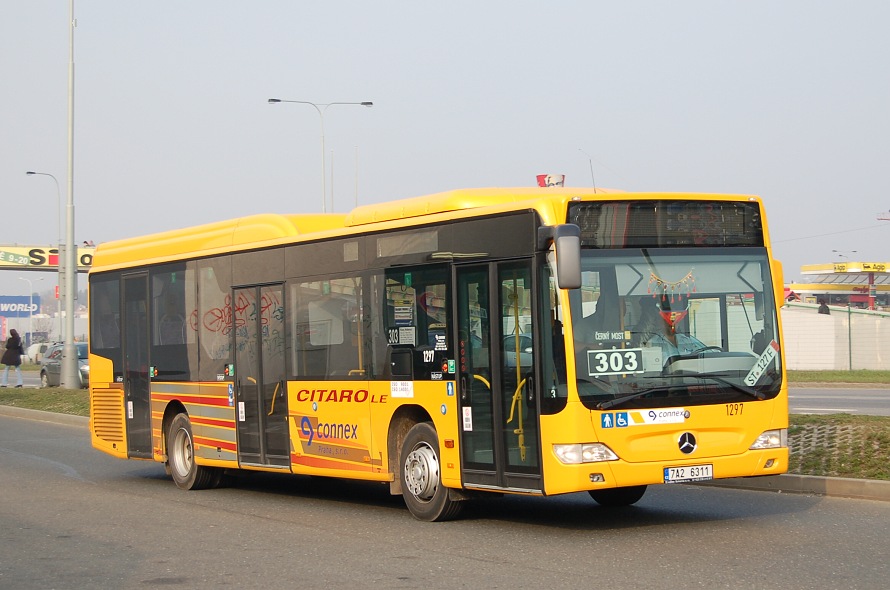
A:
[553,443,618,465]
[750,429,787,450]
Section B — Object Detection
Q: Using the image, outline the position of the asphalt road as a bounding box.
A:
[2,413,889,589]
[789,386,890,416]
[15,370,78,389]
[11,370,42,389]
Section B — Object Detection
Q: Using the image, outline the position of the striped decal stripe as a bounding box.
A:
[153,392,231,407]
[195,436,237,453]
[292,454,376,472]
[191,416,236,429]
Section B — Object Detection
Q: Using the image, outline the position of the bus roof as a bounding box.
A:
[344,187,625,226]
[91,213,347,271]
[90,187,763,272]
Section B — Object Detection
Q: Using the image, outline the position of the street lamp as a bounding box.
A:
[832,249,858,260]
[25,172,61,245]
[26,171,64,342]
[268,98,373,213]
[18,277,44,348]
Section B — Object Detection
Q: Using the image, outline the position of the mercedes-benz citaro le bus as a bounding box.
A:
[88,187,787,521]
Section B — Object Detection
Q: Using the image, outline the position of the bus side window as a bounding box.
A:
[150,264,194,381]
[292,276,364,379]
[380,266,451,381]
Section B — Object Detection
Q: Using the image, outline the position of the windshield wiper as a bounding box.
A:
[665,371,765,400]
[597,387,674,410]
[596,373,764,410]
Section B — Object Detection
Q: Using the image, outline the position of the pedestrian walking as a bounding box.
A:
[1,329,25,387]
[818,299,830,315]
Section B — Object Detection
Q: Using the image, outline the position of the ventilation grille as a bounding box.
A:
[91,388,125,443]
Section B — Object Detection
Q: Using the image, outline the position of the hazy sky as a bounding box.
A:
[2,1,889,297]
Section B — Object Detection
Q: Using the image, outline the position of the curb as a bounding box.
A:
[697,474,890,502]
[2,405,889,503]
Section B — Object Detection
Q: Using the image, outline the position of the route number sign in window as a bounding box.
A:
[586,348,645,377]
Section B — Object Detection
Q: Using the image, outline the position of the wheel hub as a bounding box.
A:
[403,443,439,502]
[172,428,193,478]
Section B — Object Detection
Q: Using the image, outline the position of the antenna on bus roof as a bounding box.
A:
[578,148,598,194]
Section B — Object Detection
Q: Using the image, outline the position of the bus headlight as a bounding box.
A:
[750,429,787,450]
[553,443,618,464]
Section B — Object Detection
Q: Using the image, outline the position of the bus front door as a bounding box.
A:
[233,285,290,468]
[455,263,542,492]
[122,273,152,459]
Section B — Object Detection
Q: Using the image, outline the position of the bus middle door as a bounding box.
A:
[233,284,290,468]
[455,262,542,492]
[122,273,152,459]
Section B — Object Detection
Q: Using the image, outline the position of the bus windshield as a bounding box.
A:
[568,247,782,409]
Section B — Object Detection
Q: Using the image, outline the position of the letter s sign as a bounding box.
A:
[28,248,47,266]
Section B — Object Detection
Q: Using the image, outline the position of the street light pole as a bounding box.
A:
[25,171,63,342]
[61,0,79,389]
[268,98,372,213]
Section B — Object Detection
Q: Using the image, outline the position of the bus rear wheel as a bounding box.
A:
[400,422,462,522]
[167,413,222,490]
[588,485,647,507]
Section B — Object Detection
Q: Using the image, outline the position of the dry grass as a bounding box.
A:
[788,414,890,480]
[788,370,890,384]
[0,387,89,416]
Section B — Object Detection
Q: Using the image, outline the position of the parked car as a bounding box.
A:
[40,342,90,388]
[24,342,51,364]
[503,333,533,368]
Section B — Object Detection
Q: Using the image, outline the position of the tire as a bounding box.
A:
[400,422,463,522]
[40,371,49,388]
[588,485,647,507]
[167,412,222,490]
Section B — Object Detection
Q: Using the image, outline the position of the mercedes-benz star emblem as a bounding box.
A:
[678,432,697,454]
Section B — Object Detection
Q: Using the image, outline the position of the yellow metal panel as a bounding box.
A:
[540,398,788,496]
[91,213,346,272]
[345,187,625,226]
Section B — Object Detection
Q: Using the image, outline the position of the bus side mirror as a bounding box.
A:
[538,224,581,290]
[772,260,785,310]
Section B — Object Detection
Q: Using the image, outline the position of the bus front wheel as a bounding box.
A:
[400,422,462,522]
[588,485,647,507]
[167,413,222,490]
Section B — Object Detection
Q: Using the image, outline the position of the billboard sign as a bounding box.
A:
[536,174,565,187]
[0,295,43,318]
[0,245,95,272]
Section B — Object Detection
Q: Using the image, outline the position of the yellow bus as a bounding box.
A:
[88,187,788,521]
